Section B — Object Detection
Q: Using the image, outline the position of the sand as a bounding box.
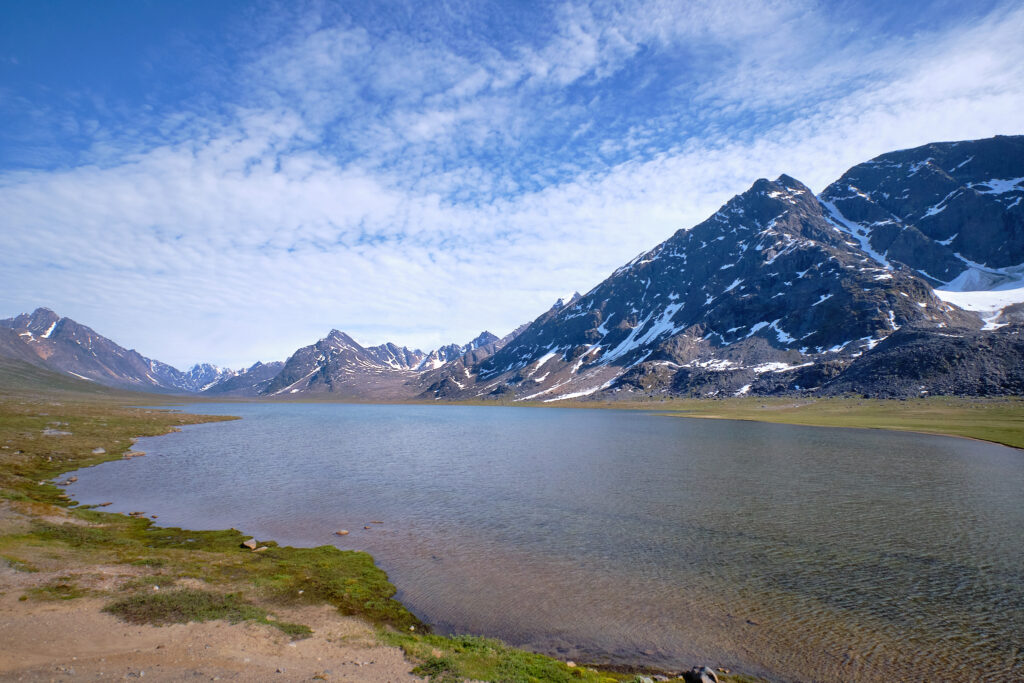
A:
[0,592,425,682]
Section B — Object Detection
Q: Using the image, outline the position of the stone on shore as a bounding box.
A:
[682,666,719,683]
[241,538,258,550]
[92,447,106,454]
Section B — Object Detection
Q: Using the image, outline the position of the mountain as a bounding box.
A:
[820,136,1024,284]
[200,361,285,396]
[414,331,500,371]
[260,329,504,399]
[0,308,237,393]
[414,327,520,399]
[820,136,1024,326]
[417,174,975,401]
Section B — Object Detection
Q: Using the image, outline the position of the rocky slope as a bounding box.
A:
[430,174,978,401]
[0,308,266,394]
[819,323,1024,397]
[200,361,286,396]
[820,136,1024,284]
[0,308,237,393]
[260,329,503,399]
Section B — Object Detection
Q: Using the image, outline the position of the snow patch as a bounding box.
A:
[542,379,616,402]
[820,200,892,269]
[723,278,743,293]
[970,177,1024,194]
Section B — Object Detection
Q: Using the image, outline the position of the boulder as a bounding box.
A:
[335,530,349,536]
[92,448,106,454]
[241,538,258,550]
[682,666,718,683]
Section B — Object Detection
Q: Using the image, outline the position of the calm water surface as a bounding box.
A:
[64,404,1024,681]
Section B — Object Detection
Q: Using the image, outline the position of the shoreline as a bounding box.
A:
[0,395,758,682]
[12,390,1021,680]
[158,394,1024,451]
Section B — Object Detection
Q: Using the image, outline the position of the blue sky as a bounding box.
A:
[2,0,1022,368]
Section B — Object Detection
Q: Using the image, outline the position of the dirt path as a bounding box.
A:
[0,592,424,682]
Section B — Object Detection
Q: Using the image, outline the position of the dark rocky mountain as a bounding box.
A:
[0,308,238,393]
[819,135,1024,287]
[420,174,976,401]
[408,136,1023,401]
[819,323,1024,397]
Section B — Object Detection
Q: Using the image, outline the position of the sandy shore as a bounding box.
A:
[0,587,423,682]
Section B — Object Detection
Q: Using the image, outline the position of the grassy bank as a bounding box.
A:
[537,395,1024,450]
[0,396,418,628]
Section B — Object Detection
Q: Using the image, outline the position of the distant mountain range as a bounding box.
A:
[3,135,1023,399]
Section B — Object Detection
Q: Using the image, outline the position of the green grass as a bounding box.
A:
[25,575,88,601]
[103,588,312,639]
[384,632,627,683]
[542,395,1024,449]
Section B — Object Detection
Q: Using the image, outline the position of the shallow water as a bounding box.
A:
[65,404,1024,681]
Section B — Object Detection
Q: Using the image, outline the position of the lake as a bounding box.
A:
[63,403,1024,681]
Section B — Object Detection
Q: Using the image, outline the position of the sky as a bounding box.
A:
[2,0,1023,369]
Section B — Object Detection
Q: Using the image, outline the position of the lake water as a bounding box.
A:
[64,403,1024,681]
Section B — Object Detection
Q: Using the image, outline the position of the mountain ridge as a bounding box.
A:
[3,135,1022,399]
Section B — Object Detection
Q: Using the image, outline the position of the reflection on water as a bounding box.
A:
[65,404,1024,681]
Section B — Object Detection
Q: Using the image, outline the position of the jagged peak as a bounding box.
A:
[468,330,499,349]
[775,174,811,194]
[324,329,359,346]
